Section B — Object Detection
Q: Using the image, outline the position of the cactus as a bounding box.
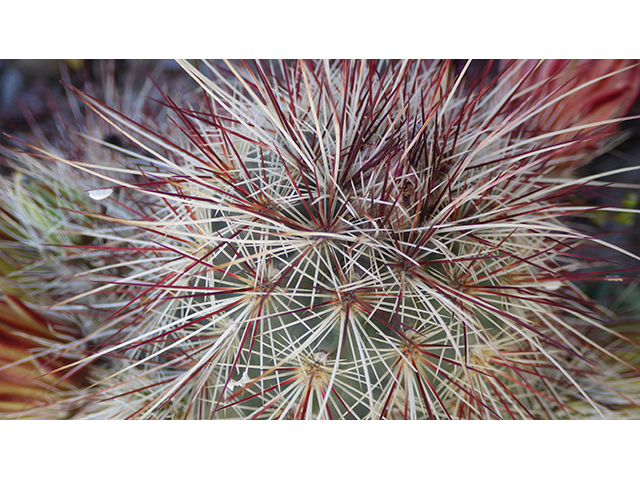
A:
[1,59,640,419]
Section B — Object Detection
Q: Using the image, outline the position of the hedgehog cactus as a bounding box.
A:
[1,59,640,419]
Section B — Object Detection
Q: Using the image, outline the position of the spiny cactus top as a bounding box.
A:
[1,60,640,419]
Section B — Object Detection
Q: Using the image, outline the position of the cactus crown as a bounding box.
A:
[2,60,640,419]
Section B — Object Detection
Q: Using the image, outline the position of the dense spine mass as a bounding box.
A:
[1,60,640,419]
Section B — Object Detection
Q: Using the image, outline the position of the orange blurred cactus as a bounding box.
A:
[0,295,87,418]
[501,59,640,171]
